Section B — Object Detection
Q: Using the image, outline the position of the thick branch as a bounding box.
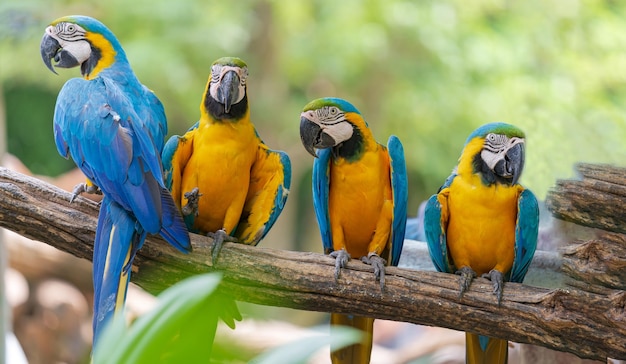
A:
[546,163,626,234]
[0,167,624,361]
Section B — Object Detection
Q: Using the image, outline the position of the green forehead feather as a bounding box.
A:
[302,97,361,114]
[466,122,525,144]
[213,57,247,68]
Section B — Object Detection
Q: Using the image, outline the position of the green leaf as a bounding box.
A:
[250,325,363,364]
[93,273,223,364]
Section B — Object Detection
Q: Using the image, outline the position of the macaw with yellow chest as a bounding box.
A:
[162,57,291,262]
[299,97,408,364]
[424,122,539,364]
[40,15,191,348]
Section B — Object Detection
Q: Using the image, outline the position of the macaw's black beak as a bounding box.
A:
[299,116,336,157]
[494,142,525,185]
[40,33,80,74]
[217,70,240,113]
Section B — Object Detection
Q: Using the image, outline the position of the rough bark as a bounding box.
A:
[546,163,626,234]
[0,166,624,361]
[546,163,626,293]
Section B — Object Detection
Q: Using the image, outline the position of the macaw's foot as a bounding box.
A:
[481,269,505,305]
[182,187,202,216]
[361,252,387,292]
[207,229,238,264]
[329,249,351,281]
[70,182,102,203]
[455,266,477,298]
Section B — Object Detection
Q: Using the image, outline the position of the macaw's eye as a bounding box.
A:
[67,24,75,32]
[487,133,497,142]
[329,107,339,115]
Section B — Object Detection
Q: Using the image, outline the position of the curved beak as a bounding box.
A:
[494,142,525,185]
[299,115,336,157]
[217,70,240,113]
[40,33,60,74]
[40,33,80,74]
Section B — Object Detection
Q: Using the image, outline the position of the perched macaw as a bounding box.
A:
[40,15,191,348]
[299,97,408,364]
[424,122,539,364]
[162,56,291,262]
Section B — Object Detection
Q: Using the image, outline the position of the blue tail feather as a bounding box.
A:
[92,197,140,348]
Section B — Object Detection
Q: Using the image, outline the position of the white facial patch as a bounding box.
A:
[209,65,248,104]
[321,120,354,144]
[60,39,92,64]
[305,106,354,144]
[481,135,524,171]
[47,23,91,64]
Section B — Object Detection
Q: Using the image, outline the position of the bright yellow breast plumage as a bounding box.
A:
[445,173,522,275]
[182,119,258,233]
[328,147,391,257]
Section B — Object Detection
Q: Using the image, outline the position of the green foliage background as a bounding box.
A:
[1,0,626,351]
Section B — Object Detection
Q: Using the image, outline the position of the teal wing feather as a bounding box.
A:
[509,188,539,283]
[387,136,408,267]
[259,149,291,241]
[162,134,181,191]
[424,173,455,273]
[312,148,333,254]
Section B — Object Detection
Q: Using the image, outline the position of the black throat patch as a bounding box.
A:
[81,44,101,77]
[204,90,248,121]
[333,125,364,163]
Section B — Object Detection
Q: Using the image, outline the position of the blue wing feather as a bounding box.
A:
[424,173,456,273]
[387,136,408,267]
[312,148,333,254]
[54,77,189,251]
[510,188,539,283]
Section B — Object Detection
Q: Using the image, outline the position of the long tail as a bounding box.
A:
[466,333,508,364]
[92,197,146,348]
[330,313,374,364]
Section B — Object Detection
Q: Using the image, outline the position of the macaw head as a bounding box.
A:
[463,122,526,186]
[202,57,249,120]
[40,15,124,79]
[300,97,370,161]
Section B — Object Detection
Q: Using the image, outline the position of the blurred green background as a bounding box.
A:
[1,0,625,276]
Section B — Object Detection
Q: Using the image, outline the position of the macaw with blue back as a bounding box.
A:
[40,15,191,349]
[299,97,408,364]
[162,57,291,263]
[424,122,539,364]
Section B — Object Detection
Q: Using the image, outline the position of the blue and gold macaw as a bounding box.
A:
[40,15,191,348]
[299,98,408,364]
[162,57,291,263]
[424,122,539,364]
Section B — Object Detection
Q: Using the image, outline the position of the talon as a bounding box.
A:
[207,229,238,264]
[70,182,102,203]
[482,269,505,305]
[182,187,202,216]
[329,249,350,281]
[455,266,476,298]
[361,252,387,292]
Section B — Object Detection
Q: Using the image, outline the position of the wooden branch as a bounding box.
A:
[562,233,626,291]
[0,166,624,361]
[546,163,626,234]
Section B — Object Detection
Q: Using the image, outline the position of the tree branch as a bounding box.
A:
[0,167,624,361]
